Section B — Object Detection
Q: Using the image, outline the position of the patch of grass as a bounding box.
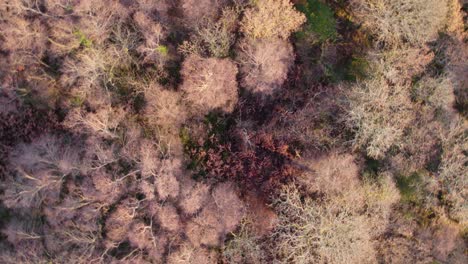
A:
[296,0,338,42]
[344,56,369,81]
[396,172,438,226]
[65,5,74,13]
[321,54,369,83]
[70,95,85,107]
[180,127,192,149]
[396,173,424,204]
[73,29,92,48]
[362,157,382,180]
[155,45,169,56]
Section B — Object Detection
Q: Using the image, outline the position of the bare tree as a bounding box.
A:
[64,106,126,139]
[240,0,305,39]
[180,55,239,114]
[237,38,294,96]
[4,135,83,208]
[349,0,449,47]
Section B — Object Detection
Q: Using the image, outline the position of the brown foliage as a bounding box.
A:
[243,191,278,236]
[272,86,346,152]
[185,125,297,193]
[0,0,465,262]
[0,107,58,147]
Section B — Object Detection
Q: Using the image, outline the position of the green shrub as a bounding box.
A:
[296,0,337,41]
[396,173,425,204]
[155,45,168,56]
[73,29,92,48]
[345,56,369,81]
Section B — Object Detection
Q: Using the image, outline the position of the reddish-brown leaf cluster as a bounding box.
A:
[188,126,298,194]
[0,107,59,146]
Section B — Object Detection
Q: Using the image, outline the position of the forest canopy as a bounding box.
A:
[0,0,466,263]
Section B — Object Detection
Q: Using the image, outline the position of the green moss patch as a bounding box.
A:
[296,0,338,42]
